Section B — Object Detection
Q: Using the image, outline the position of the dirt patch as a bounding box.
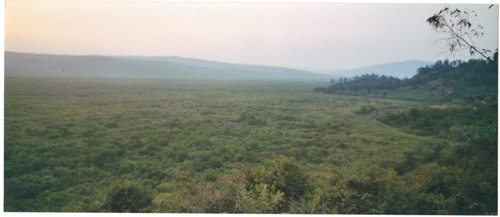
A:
[427,104,464,110]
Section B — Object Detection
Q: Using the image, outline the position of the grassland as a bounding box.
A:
[4,74,463,212]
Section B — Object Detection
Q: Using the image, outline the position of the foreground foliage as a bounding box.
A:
[4,70,497,214]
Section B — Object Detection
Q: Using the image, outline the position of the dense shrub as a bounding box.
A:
[355,106,377,115]
[100,181,153,212]
[243,156,308,203]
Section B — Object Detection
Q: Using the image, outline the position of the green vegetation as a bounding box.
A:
[312,57,498,214]
[4,56,497,215]
[316,56,498,103]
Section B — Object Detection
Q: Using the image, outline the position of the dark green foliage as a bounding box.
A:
[340,167,411,214]
[88,144,121,167]
[315,56,498,102]
[379,101,497,139]
[283,147,308,160]
[236,112,267,126]
[306,148,323,164]
[390,152,418,175]
[244,156,308,202]
[376,102,497,214]
[435,136,498,214]
[100,181,153,212]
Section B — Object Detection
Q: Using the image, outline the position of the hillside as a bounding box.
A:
[5,52,329,80]
[316,57,498,102]
[331,60,432,78]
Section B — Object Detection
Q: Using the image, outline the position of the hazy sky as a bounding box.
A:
[5,1,499,71]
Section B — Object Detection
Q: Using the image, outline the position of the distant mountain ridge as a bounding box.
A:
[331,60,433,78]
[5,52,329,80]
[117,55,321,77]
[119,56,251,69]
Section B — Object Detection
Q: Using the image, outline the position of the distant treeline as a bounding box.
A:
[315,53,498,101]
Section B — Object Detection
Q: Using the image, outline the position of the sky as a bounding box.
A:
[4,1,499,71]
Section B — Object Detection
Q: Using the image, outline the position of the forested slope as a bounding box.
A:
[315,54,498,102]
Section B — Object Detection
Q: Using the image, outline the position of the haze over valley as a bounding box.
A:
[6,51,433,80]
[5,52,329,80]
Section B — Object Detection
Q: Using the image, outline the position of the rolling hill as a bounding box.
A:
[330,60,433,78]
[4,52,330,80]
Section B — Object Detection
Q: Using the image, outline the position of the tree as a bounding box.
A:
[426,6,497,64]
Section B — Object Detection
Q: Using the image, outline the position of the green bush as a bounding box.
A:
[355,106,377,115]
[244,156,308,203]
[100,181,152,212]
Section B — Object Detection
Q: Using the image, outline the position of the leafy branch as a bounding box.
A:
[426,6,496,64]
